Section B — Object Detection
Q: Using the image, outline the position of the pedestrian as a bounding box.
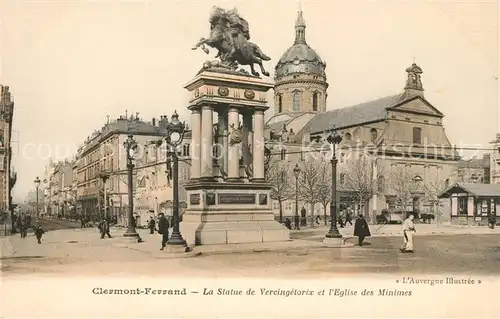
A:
[148,217,156,234]
[20,213,27,239]
[99,218,112,239]
[400,214,416,253]
[294,214,300,230]
[488,215,496,229]
[158,213,170,250]
[315,215,320,225]
[353,214,371,246]
[34,223,45,244]
[284,218,292,230]
[345,211,353,226]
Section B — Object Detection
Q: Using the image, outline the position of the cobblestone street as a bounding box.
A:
[2,226,500,277]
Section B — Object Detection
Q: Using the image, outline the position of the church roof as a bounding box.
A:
[303,94,404,134]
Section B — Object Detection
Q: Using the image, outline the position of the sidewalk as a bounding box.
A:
[292,222,500,239]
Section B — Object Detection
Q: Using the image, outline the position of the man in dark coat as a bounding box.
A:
[34,222,45,244]
[148,217,156,234]
[158,213,170,250]
[353,214,371,246]
[99,218,112,239]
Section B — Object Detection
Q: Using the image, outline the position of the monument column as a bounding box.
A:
[242,112,253,168]
[252,109,265,181]
[227,106,240,181]
[217,110,229,177]
[200,104,214,181]
[190,108,202,180]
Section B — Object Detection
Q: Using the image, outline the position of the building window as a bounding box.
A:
[413,127,422,144]
[340,153,345,164]
[377,175,385,192]
[344,132,352,142]
[299,151,304,161]
[312,92,319,111]
[292,91,301,112]
[182,144,190,157]
[278,95,283,113]
[458,197,467,215]
[370,128,378,142]
[340,173,346,185]
[280,149,287,160]
[445,179,450,188]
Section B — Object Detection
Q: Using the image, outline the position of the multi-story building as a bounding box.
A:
[490,133,500,184]
[0,85,16,215]
[134,130,192,226]
[457,154,490,184]
[75,113,169,225]
[265,9,461,223]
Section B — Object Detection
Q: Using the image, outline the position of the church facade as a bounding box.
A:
[265,10,461,223]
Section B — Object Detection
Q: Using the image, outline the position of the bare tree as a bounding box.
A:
[317,164,332,226]
[345,155,384,222]
[423,175,449,225]
[266,159,292,223]
[389,166,420,213]
[297,160,329,227]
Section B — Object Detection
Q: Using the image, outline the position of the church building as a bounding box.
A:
[265,10,461,224]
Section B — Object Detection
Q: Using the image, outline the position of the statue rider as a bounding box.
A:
[225,8,250,62]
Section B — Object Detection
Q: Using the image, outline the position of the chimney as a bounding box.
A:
[152,118,156,126]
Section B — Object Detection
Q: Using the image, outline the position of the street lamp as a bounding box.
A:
[34,177,41,219]
[325,127,342,239]
[293,164,301,230]
[165,110,187,246]
[123,134,140,239]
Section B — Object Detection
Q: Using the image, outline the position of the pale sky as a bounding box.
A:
[0,0,498,201]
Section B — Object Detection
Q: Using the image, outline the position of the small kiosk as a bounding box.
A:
[438,183,500,226]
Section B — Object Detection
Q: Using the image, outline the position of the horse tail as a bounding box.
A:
[251,44,271,61]
[260,53,271,61]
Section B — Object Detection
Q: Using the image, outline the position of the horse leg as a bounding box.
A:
[256,59,270,77]
[191,38,207,50]
[249,64,259,77]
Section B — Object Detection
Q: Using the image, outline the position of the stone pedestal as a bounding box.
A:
[181,181,289,245]
[182,67,290,245]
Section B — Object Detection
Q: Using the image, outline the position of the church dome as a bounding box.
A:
[275,44,326,77]
[274,11,326,78]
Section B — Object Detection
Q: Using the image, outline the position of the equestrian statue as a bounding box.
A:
[192,6,271,77]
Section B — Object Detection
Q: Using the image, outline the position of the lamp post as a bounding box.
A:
[123,134,140,239]
[166,110,187,246]
[325,127,342,239]
[34,177,41,219]
[293,164,301,230]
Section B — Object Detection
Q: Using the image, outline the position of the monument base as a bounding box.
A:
[181,181,290,246]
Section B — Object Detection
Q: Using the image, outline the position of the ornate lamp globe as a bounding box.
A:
[123,134,138,159]
[34,176,41,188]
[293,164,301,179]
[166,110,185,145]
[326,128,342,145]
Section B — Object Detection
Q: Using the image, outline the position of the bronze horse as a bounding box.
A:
[192,18,271,77]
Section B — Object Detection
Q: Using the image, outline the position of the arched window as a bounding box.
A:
[278,94,283,113]
[312,92,319,111]
[293,91,301,112]
[445,178,450,188]
[370,128,378,142]
[377,175,385,192]
[344,132,352,142]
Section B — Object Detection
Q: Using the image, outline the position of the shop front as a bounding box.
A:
[438,183,500,226]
